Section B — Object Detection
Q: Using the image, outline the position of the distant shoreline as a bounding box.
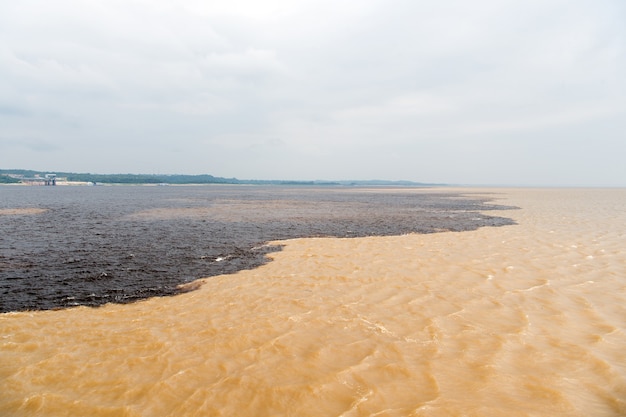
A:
[0,169,441,187]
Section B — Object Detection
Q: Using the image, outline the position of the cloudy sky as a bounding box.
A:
[1,0,624,185]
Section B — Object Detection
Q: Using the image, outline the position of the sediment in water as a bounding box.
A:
[0,186,516,312]
[1,188,625,416]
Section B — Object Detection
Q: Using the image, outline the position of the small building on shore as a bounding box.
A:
[44,174,57,186]
[17,173,59,186]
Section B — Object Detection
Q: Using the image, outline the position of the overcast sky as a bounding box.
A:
[1,0,624,185]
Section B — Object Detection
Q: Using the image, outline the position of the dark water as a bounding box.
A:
[0,185,516,312]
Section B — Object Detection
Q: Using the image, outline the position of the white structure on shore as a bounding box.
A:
[44,174,56,186]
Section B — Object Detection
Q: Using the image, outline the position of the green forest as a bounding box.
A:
[0,169,428,186]
[0,169,331,185]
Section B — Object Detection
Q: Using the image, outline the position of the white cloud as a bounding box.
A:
[0,0,624,185]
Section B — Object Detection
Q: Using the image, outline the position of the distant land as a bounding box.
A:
[0,169,439,187]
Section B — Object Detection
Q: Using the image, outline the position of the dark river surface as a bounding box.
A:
[0,185,516,312]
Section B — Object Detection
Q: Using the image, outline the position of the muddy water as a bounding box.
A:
[1,188,625,416]
[0,185,513,312]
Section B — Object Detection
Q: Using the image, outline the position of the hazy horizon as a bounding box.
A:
[4,168,626,188]
[1,1,625,187]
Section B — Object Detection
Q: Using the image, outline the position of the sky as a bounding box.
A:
[1,0,624,186]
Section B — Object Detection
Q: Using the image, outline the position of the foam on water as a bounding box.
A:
[1,188,625,416]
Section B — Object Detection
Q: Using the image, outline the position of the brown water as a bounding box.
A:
[1,188,625,416]
[0,185,513,312]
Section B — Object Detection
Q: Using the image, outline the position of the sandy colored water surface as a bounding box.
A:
[1,188,625,416]
[0,208,47,216]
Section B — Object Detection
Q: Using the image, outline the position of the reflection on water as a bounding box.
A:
[1,188,625,416]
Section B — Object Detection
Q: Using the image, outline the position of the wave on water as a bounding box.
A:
[1,188,625,416]
[0,186,516,312]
